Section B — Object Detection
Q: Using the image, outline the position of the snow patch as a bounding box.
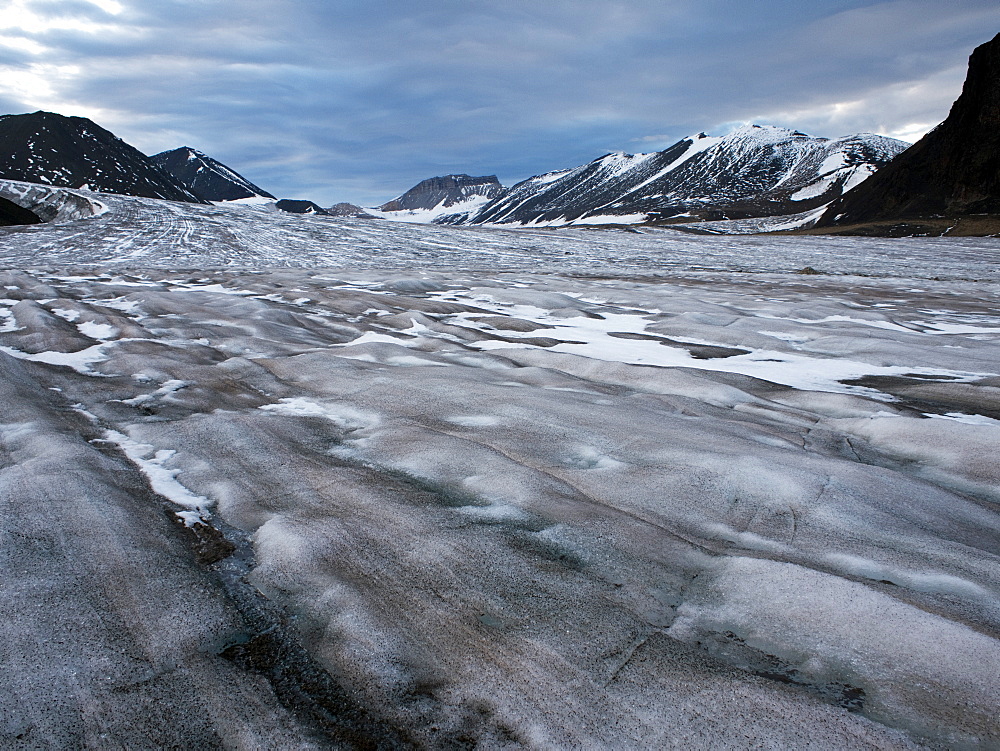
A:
[925,412,1000,427]
[369,194,495,224]
[260,397,381,432]
[572,213,649,226]
[119,379,189,405]
[0,309,20,333]
[445,415,500,427]
[103,430,212,522]
[0,342,113,374]
[77,321,118,340]
[52,308,81,322]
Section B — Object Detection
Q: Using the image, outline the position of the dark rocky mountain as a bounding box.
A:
[275,199,328,215]
[0,195,42,226]
[441,126,905,227]
[816,32,1000,233]
[150,147,275,202]
[327,202,376,218]
[379,174,503,212]
[0,111,204,203]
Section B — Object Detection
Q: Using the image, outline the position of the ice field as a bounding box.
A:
[1,183,999,748]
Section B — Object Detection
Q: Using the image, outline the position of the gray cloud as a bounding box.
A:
[1,0,998,205]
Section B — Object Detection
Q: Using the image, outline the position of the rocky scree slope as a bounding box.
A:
[0,111,205,203]
[443,126,906,227]
[151,147,275,202]
[817,32,1000,232]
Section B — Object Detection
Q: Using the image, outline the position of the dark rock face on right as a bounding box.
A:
[817,32,1000,227]
[379,174,503,211]
[0,111,204,203]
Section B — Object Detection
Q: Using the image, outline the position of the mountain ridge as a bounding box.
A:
[151,147,275,202]
[0,111,205,203]
[432,125,906,227]
[378,173,503,212]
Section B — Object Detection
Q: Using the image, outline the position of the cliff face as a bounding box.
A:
[817,32,1000,227]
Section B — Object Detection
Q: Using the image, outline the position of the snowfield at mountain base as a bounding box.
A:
[0,184,998,749]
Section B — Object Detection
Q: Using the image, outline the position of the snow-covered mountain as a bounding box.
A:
[372,174,504,222]
[0,111,204,203]
[151,147,275,202]
[444,126,907,227]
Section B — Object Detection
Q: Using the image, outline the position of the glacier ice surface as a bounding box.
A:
[0,183,998,748]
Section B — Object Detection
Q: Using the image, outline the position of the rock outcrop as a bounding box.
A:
[0,195,42,226]
[326,202,376,218]
[275,199,328,215]
[816,32,1000,231]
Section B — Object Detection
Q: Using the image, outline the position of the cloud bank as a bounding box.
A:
[1,0,997,205]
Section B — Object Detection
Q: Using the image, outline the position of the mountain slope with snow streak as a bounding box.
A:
[378,174,503,212]
[373,174,504,223]
[450,126,906,227]
[0,111,205,203]
[151,147,275,202]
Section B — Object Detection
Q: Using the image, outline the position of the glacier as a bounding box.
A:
[0,182,998,748]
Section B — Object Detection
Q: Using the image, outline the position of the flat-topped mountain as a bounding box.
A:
[816,32,1000,233]
[378,174,503,213]
[0,111,204,203]
[327,202,375,218]
[444,126,906,227]
[151,147,274,202]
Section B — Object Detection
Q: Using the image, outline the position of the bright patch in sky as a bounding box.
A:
[1,0,123,34]
[0,36,46,55]
[87,0,125,14]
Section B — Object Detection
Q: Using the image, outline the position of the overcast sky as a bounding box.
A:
[1,1,997,205]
